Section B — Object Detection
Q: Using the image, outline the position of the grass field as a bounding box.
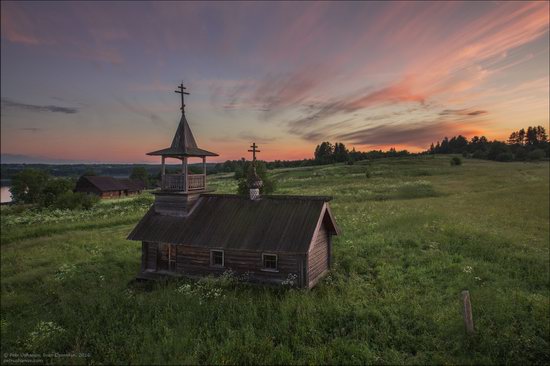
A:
[1,155,549,364]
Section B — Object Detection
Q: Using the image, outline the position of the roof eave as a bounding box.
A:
[146,149,219,157]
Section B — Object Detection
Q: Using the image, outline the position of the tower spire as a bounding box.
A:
[175,82,189,112]
[247,142,263,200]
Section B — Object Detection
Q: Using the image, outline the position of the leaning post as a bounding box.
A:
[461,290,475,334]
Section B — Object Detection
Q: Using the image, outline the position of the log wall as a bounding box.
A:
[141,242,304,286]
[145,242,158,271]
[307,223,330,288]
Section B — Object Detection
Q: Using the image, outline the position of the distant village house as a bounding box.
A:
[75,176,145,199]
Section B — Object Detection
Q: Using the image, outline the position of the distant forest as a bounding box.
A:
[428,125,549,161]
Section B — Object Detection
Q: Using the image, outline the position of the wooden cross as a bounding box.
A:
[175,82,189,111]
[248,142,260,161]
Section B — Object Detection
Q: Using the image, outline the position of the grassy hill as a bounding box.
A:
[1,156,548,364]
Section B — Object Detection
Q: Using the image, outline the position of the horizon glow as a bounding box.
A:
[1,1,549,163]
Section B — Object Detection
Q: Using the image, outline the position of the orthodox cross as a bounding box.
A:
[175,82,189,111]
[248,142,260,162]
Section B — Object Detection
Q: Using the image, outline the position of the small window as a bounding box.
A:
[210,250,224,267]
[262,254,278,271]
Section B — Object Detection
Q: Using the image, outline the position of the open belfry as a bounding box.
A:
[128,83,339,288]
[146,83,218,216]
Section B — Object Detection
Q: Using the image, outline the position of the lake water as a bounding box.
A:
[1,186,12,203]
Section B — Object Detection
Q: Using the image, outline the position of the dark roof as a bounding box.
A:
[128,194,339,253]
[119,178,146,191]
[77,176,145,192]
[147,113,218,157]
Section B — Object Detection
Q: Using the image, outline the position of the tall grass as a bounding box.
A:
[1,156,548,364]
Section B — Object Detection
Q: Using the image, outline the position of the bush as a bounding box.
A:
[514,147,527,161]
[236,164,276,196]
[496,152,514,162]
[81,194,100,210]
[237,177,276,196]
[53,192,99,210]
[396,180,438,199]
[53,192,82,210]
[450,157,462,166]
[41,178,75,207]
[488,142,510,160]
[527,149,545,161]
[472,150,488,159]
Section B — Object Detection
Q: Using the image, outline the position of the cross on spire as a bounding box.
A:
[175,82,189,112]
[248,142,260,161]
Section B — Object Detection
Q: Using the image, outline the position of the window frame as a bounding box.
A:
[262,253,278,272]
[210,249,225,267]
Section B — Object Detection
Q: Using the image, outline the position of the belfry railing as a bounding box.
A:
[161,174,205,192]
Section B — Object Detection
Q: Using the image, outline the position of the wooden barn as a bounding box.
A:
[127,83,339,288]
[75,176,145,199]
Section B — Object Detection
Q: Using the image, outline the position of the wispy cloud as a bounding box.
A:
[238,132,276,143]
[1,98,78,114]
[114,97,167,127]
[336,117,486,149]
[0,2,40,45]
[439,109,488,116]
[1,1,547,159]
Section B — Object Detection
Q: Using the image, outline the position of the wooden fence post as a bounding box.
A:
[461,290,475,334]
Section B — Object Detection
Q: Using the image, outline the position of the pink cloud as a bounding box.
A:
[1,2,41,45]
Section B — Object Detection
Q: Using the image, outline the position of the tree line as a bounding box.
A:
[210,142,411,174]
[428,125,549,161]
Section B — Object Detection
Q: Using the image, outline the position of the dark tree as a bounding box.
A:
[130,167,150,187]
[439,137,450,154]
[526,127,538,146]
[536,126,548,143]
[517,129,526,145]
[314,142,334,165]
[82,169,97,176]
[10,168,50,204]
[488,141,510,161]
[451,135,468,152]
[41,178,74,207]
[333,142,349,162]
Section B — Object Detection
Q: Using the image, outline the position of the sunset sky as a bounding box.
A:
[1,1,549,163]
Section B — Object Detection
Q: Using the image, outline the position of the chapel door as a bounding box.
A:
[158,244,176,272]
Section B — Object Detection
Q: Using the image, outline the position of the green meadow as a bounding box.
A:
[1,156,549,364]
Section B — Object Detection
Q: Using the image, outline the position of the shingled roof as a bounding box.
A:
[128,194,339,253]
[77,176,145,192]
[147,113,218,157]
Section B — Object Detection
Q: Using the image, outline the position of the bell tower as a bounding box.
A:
[147,82,218,216]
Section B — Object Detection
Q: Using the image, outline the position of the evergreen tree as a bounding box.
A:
[526,127,538,145]
[440,137,450,154]
[333,142,349,162]
[517,128,526,145]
